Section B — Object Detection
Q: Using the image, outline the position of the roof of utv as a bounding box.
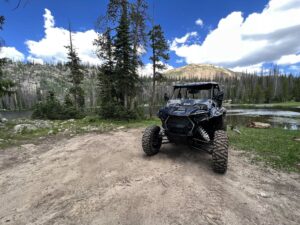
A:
[173,82,219,89]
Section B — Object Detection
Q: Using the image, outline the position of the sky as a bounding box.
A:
[1,0,300,74]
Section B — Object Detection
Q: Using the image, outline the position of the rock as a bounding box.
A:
[233,128,241,134]
[34,120,51,129]
[0,138,4,142]
[21,144,36,150]
[293,137,300,142]
[48,130,54,135]
[14,124,37,133]
[258,192,270,198]
[248,122,271,129]
[0,117,8,123]
[68,119,75,122]
[63,129,70,135]
[117,126,125,130]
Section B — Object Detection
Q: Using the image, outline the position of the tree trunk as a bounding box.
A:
[149,57,156,118]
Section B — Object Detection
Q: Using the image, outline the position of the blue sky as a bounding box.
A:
[1,0,300,74]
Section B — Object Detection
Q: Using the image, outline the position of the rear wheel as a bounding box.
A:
[212,130,228,174]
[142,125,162,156]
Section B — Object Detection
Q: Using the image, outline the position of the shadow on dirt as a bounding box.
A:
[152,143,213,171]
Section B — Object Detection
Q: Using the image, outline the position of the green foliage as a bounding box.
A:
[149,25,170,75]
[95,0,147,119]
[65,28,85,110]
[0,16,15,98]
[0,15,4,30]
[148,24,169,117]
[228,127,300,172]
[98,100,143,120]
[32,91,84,120]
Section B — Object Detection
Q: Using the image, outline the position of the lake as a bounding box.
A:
[1,106,300,130]
[227,107,300,130]
[0,110,33,120]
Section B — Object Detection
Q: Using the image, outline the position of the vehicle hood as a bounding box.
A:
[159,99,212,117]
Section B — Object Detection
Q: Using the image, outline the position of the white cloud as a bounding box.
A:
[27,56,44,64]
[0,46,25,61]
[172,32,197,45]
[138,63,174,77]
[195,18,204,27]
[276,54,300,65]
[171,0,300,71]
[230,63,263,73]
[26,8,101,65]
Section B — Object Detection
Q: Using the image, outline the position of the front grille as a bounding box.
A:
[166,116,193,135]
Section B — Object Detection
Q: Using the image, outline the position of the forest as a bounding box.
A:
[1,0,300,118]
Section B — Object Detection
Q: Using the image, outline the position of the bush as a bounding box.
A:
[32,91,85,120]
[98,101,144,120]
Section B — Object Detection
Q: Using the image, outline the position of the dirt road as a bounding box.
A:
[0,129,299,225]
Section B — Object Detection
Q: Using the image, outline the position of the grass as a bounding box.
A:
[227,101,300,109]
[228,127,300,172]
[1,117,299,173]
[0,117,160,149]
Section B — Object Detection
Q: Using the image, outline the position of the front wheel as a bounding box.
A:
[212,130,229,174]
[142,125,162,156]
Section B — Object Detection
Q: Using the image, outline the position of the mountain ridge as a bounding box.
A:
[164,63,237,80]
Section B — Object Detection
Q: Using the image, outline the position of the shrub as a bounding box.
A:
[98,101,143,120]
[32,91,85,120]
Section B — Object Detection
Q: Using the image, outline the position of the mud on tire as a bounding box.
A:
[212,130,228,174]
[142,125,162,156]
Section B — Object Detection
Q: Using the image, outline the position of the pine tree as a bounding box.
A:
[96,0,147,115]
[65,26,85,110]
[94,29,117,117]
[0,16,14,98]
[130,0,148,69]
[148,25,169,117]
[113,0,137,109]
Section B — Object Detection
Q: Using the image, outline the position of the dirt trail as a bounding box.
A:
[0,129,299,225]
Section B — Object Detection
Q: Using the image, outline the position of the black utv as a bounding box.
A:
[142,82,228,174]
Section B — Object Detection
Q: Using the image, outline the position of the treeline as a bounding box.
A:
[139,69,300,105]
[1,1,300,120]
[1,61,300,112]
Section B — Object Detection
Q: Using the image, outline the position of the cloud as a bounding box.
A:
[138,63,174,77]
[195,18,203,27]
[27,56,44,64]
[0,46,25,61]
[26,9,101,65]
[172,32,197,45]
[170,0,300,72]
[230,63,263,73]
[276,54,300,65]
[176,59,184,64]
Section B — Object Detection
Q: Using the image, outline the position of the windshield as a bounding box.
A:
[172,87,218,100]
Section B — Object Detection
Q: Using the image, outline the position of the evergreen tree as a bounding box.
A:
[113,0,137,109]
[148,25,169,117]
[0,16,14,98]
[130,0,148,69]
[95,0,148,116]
[65,26,85,110]
[94,29,117,117]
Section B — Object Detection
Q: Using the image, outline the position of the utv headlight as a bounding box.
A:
[193,114,208,123]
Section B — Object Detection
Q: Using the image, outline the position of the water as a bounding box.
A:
[0,110,33,120]
[1,106,300,131]
[227,107,300,130]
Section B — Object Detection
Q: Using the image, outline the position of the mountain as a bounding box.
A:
[1,62,99,110]
[164,64,237,80]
